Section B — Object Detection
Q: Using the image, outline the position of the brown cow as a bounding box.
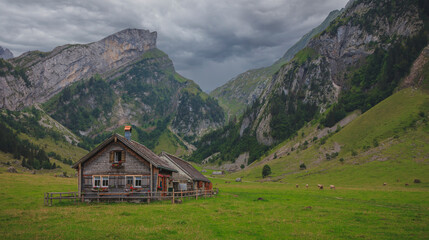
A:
[317,184,323,190]
[330,185,335,190]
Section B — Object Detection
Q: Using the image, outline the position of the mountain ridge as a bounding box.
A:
[1,28,157,110]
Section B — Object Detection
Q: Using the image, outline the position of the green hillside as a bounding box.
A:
[0,108,88,176]
[231,88,429,187]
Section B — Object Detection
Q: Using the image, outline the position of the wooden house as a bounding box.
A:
[160,152,212,191]
[72,126,177,202]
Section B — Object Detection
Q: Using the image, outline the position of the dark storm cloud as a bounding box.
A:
[0,0,349,92]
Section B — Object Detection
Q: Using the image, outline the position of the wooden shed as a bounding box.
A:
[72,128,177,202]
[160,152,212,191]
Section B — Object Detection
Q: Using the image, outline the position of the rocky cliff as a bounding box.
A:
[1,29,156,110]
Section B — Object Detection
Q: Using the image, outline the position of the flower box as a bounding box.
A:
[91,187,109,192]
[111,161,123,168]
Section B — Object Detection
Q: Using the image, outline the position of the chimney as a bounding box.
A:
[124,126,132,140]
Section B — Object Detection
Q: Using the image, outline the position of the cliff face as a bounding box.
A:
[308,0,423,86]
[241,0,426,145]
[1,29,157,110]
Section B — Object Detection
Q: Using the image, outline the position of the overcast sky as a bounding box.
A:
[0,0,349,92]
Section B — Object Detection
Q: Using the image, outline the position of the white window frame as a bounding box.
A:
[93,176,101,188]
[125,175,143,188]
[135,176,142,187]
[126,176,133,186]
[102,176,109,187]
[93,175,110,188]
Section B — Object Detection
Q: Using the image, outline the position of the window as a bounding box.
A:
[93,176,100,187]
[126,176,133,185]
[135,177,142,187]
[110,150,125,163]
[126,175,143,188]
[102,176,109,187]
[114,151,122,162]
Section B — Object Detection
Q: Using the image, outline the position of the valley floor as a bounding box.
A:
[0,173,428,239]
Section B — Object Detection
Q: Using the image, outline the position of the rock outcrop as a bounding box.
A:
[0,46,13,59]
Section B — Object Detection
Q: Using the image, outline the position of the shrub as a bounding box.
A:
[373,139,379,147]
[299,163,306,170]
[240,164,245,169]
[262,164,271,178]
[351,150,358,156]
[326,153,331,160]
[339,158,344,164]
[335,125,342,133]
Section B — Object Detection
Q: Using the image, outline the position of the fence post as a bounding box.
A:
[172,189,175,204]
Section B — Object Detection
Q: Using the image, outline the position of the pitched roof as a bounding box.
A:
[72,133,177,172]
[160,152,210,182]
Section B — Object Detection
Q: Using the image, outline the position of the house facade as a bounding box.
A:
[72,128,177,202]
[160,152,212,191]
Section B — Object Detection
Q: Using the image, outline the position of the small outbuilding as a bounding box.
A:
[160,152,212,191]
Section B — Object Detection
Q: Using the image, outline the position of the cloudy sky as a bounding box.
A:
[0,0,349,92]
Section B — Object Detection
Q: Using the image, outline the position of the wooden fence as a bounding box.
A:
[44,192,79,206]
[44,188,218,206]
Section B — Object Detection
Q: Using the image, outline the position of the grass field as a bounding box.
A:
[0,172,428,239]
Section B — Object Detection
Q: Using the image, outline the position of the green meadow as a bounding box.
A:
[0,172,428,239]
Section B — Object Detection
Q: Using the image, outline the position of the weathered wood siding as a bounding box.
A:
[81,142,155,197]
[82,143,150,175]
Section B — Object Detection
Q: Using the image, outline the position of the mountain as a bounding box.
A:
[210,9,342,118]
[190,0,428,166]
[1,29,157,110]
[0,29,224,155]
[0,46,13,59]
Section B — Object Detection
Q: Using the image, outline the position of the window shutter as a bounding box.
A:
[109,151,114,163]
[121,151,125,162]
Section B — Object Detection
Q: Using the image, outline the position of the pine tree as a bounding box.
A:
[262,164,271,178]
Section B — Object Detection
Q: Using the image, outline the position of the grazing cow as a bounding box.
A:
[296,184,299,188]
[405,183,409,186]
[317,184,323,190]
[305,184,309,189]
[383,182,387,186]
[330,185,335,190]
